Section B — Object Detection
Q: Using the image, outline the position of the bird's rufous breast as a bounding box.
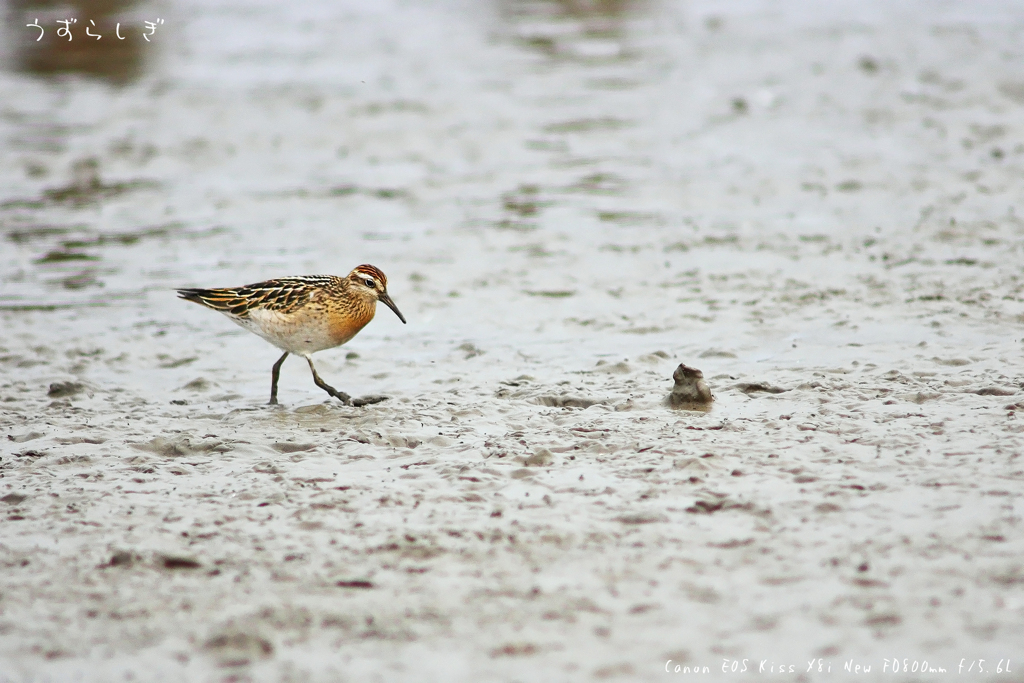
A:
[328,301,376,346]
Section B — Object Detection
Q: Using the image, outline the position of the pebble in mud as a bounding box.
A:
[667,364,713,410]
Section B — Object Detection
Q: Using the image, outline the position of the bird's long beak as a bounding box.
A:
[378,291,407,324]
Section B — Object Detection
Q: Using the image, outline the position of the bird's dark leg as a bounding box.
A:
[305,356,351,405]
[269,351,289,405]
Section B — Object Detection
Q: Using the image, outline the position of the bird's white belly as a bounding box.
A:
[227,308,341,355]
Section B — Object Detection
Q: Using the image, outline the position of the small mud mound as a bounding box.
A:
[668,364,713,410]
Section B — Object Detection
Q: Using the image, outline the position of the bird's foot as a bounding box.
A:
[352,395,389,407]
[325,388,351,405]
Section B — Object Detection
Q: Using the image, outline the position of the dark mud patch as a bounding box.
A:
[735,382,789,395]
[203,631,273,667]
[161,555,202,570]
[535,395,604,408]
[47,381,85,397]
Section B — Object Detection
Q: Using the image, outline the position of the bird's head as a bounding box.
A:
[349,264,406,324]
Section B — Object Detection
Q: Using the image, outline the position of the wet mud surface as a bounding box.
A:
[1,0,1023,680]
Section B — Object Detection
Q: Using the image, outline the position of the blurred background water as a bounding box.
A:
[1,0,1023,359]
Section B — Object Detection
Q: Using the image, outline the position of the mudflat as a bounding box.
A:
[1,1,1022,680]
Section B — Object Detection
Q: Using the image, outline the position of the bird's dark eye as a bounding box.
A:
[364,278,375,288]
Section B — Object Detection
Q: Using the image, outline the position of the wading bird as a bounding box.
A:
[178,264,405,405]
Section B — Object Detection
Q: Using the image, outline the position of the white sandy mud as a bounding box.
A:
[1,0,1023,680]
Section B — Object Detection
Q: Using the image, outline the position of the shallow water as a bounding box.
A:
[2,0,1024,680]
